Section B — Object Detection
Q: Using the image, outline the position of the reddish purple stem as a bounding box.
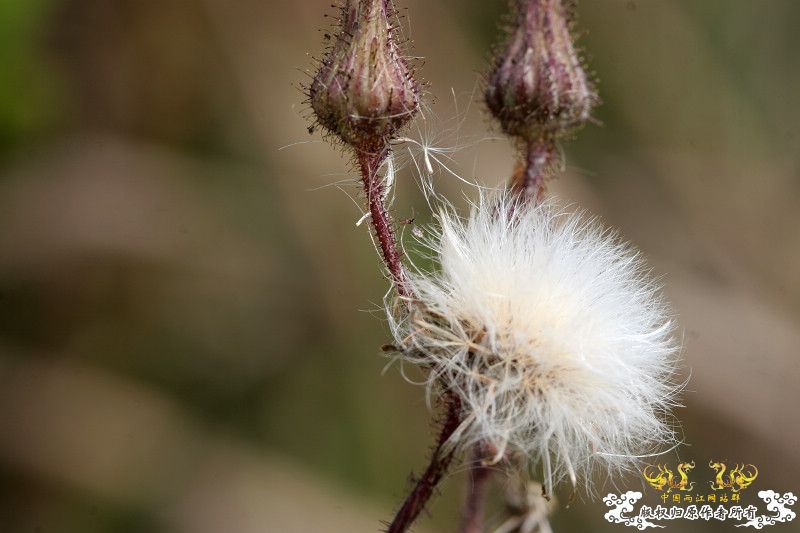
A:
[513,139,555,203]
[459,446,493,533]
[387,396,461,533]
[356,147,410,298]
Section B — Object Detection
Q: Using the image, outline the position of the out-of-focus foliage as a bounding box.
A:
[0,0,64,151]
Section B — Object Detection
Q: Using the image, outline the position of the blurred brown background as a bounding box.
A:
[0,0,799,532]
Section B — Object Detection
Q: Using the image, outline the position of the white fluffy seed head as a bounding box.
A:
[389,194,682,492]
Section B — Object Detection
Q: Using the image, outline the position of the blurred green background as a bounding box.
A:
[0,0,799,531]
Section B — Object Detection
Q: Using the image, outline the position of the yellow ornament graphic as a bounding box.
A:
[708,461,758,492]
[642,461,696,492]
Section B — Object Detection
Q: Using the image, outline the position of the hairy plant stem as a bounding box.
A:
[356,146,410,298]
[387,396,462,533]
[459,445,493,533]
[512,139,555,203]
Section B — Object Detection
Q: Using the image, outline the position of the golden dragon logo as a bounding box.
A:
[708,461,758,492]
[643,461,696,492]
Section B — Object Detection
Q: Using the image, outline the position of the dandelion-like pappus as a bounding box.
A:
[390,195,682,493]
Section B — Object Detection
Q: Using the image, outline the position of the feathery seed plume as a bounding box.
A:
[390,195,681,492]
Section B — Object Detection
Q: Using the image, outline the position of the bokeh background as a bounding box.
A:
[1,0,799,531]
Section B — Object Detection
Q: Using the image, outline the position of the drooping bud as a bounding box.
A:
[485,0,597,142]
[309,0,419,152]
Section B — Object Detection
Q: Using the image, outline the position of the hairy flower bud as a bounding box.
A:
[309,0,419,151]
[485,0,597,141]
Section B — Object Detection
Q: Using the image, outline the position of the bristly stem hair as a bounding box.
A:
[356,146,409,297]
[387,395,461,533]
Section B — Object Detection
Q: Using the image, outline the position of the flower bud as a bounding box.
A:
[485,0,597,141]
[309,0,419,151]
